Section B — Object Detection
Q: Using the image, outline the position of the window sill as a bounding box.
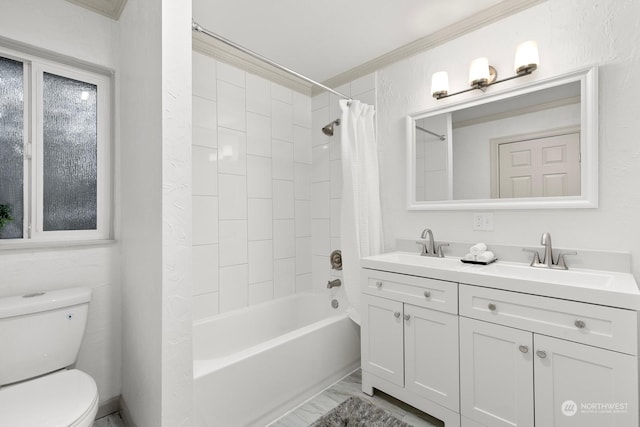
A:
[0,239,117,252]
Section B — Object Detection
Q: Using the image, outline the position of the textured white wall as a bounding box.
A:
[377,0,640,279]
[0,0,121,408]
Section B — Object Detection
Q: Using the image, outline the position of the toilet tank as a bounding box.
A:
[0,287,91,386]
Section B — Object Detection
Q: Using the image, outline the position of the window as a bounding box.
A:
[0,47,111,242]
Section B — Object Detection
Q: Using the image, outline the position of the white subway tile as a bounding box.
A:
[192,146,218,196]
[246,155,272,198]
[193,96,217,130]
[273,180,294,219]
[312,219,330,256]
[312,182,330,219]
[219,264,248,312]
[272,140,294,180]
[246,113,272,157]
[273,219,295,259]
[295,237,312,274]
[271,82,293,104]
[330,139,341,161]
[192,196,218,245]
[193,126,217,149]
[295,200,311,237]
[293,125,312,164]
[293,92,311,127]
[217,81,246,131]
[193,244,219,295]
[218,174,247,220]
[330,237,341,254]
[274,258,295,298]
[218,220,248,266]
[217,61,245,87]
[193,52,216,100]
[295,273,313,293]
[329,85,349,122]
[246,73,271,116]
[248,281,274,305]
[248,198,273,240]
[330,199,341,238]
[312,255,330,292]
[218,127,246,175]
[193,292,219,320]
[330,160,342,199]
[248,240,273,284]
[272,100,293,142]
[312,92,329,111]
[294,163,311,201]
[312,145,330,183]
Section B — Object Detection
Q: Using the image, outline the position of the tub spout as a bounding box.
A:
[327,279,342,289]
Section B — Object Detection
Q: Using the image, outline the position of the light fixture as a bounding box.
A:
[431,40,539,100]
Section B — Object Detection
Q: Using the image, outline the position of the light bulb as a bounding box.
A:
[431,71,449,98]
[514,40,539,75]
[469,57,490,88]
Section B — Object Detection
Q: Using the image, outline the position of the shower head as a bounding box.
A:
[322,118,341,136]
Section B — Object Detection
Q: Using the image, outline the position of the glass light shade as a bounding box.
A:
[469,57,490,86]
[431,71,449,98]
[514,40,539,74]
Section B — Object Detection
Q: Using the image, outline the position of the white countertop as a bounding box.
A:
[361,252,640,310]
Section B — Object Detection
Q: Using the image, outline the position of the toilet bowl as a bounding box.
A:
[0,369,99,427]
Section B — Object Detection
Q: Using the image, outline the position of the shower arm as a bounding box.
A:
[192,20,352,105]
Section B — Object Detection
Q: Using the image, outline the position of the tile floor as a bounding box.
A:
[92,370,444,427]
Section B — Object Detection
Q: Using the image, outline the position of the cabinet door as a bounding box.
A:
[460,317,534,427]
[405,304,460,412]
[534,334,638,427]
[361,294,404,386]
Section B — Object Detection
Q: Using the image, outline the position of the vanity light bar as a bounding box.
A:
[432,40,539,100]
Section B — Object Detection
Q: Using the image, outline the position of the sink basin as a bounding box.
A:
[365,252,462,269]
[477,262,614,288]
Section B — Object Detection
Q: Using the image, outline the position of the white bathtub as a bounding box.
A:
[193,293,361,427]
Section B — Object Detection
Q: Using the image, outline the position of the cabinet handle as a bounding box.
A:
[519,345,529,354]
[404,314,411,321]
[394,311,401,318]
[424,290,431,298]
[376,281,383,288]
[574,320,586,329]
[536,350,547,359]
[488,303,497,311]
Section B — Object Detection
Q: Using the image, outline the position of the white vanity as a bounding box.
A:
[360,252,640,427]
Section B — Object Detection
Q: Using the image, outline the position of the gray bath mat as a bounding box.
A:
[310,396,411,427]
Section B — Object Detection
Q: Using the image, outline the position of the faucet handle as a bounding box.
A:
[523,248,541,266]
[415,240,429,255]
[436,243,449,258]
[555,251,577,270]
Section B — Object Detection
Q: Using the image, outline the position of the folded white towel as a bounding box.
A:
[463,253,476,261]
[476,251,495,263]
[470,243,487,256]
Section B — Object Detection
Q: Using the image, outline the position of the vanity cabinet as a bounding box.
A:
[459,284,639,427]
[361,270,460,426]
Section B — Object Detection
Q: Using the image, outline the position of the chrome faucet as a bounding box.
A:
[416,228,449,257]
[523,232,577,270]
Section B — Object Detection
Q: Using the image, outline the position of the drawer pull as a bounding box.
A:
[488,303,497,311]
[404,314,411,321]
[394,311,401,318]
[574,320,586,329]
[536,350,547,359]
[376,281,383,288]
[424,291,431,298]
[519,345,529,354]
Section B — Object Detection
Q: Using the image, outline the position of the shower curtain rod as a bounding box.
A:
[416,125,446,141]
[192,20,352,103]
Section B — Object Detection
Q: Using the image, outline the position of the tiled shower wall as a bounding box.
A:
[192,52,313,318]
[310,74,376,292]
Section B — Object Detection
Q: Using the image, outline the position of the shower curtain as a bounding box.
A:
[339,99,384,325]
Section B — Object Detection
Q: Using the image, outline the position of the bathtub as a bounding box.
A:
[193,293,361,427]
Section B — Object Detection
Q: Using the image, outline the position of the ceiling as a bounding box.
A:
[193,0,525,84]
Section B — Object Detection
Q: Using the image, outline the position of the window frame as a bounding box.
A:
[0,45,112,244]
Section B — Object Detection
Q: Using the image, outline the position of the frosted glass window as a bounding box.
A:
[0,57,24,239]
[42,72,97,231]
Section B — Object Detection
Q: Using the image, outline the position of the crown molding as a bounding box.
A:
[313,0,547,96]
[193,32,313,96]
[65,0,127,20]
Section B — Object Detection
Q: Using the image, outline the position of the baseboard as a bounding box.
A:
[118,397,137,427]
[96,396,120,419]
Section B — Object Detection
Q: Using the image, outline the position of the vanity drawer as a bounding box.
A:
[362,269,458,314]
[459,284,638,355]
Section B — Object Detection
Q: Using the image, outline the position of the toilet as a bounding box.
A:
[0,287,99,427]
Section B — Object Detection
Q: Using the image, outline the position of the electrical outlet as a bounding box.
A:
[473,213,494,231]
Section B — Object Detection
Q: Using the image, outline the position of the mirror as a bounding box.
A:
[407,66,598,210]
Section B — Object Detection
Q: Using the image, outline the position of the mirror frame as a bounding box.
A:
[406,66,598,210]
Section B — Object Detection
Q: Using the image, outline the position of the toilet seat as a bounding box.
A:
[0,369,99,427]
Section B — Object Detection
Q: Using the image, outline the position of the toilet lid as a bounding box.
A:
[0,369,98,427]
